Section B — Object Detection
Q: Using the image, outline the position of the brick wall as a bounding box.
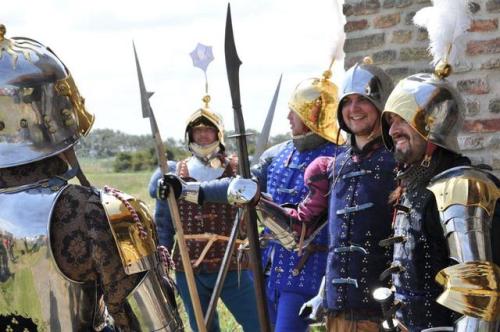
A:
[343,0,500,175]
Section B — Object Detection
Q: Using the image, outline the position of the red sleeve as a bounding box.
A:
[288,156,332,223]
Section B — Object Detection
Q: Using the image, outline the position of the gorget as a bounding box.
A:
[397,158,439,192]
[186,156,224,181]
[292,132,328,152]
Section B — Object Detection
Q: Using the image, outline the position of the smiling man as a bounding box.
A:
[379,73,500,331]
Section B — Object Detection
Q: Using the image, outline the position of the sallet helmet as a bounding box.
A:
[0,25,94,168]
[288,70,344,143]
[185,95,225,159]
[338,60,394,134]
[381,73,465,155]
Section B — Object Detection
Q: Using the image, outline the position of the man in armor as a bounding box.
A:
[148,99,259,332]
[379,66,500,331]
[0,25,182,331]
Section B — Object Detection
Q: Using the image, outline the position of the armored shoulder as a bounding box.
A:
[100,188,158,275]
[427,166,499,216]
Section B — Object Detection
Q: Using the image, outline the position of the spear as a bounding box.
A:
[133,42,207,332]
[223,4,271,331]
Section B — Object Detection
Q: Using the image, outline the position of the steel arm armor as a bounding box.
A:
[427,166,500,331]
[101,189,183,331]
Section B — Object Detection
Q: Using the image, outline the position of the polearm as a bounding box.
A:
[204,74,282,329]
[224,4,271,331]
[252,73,282,165]
[133,42,207,332]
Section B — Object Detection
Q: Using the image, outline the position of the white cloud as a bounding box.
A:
[3,0,345,140]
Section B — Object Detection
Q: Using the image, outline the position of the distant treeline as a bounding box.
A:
[75,128,289,172]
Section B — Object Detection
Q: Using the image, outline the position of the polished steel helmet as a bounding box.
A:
[185,95,225,151]
[338,60,394,133]
[381,73,465,154]
[0,25,94,168]
[288,70,344,143]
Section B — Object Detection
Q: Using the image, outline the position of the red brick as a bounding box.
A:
[416,28,428,41]
[467,37,500,55]
[345,33,385,53]
[463,118,500,133]
[372,50,397,64]
[466,101,480,116]
[490,99,500,113]
[469,19,498,32]
[392,30,412,44]
[457,78,490,95]
[350,0,381,16]
[374,13,401,28]
[399,47,431,61]
[486,0,500,12]
[481,58,500,69]
[345,19,369,32]
[459,135,485,150]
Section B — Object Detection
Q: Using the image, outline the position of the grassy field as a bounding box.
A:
[79,158,243,331]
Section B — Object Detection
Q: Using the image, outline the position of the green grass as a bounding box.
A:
[79,158,243,331]
[0,248,44,323]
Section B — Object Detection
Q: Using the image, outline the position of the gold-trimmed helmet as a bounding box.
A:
[185,95,225,153]
[338,60,394,134]
[381,73,465,154]
[288,70,344,143]
[0,25,94,168]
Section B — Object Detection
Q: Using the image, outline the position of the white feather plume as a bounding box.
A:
[413,0,472,66]
[330,0,346,64]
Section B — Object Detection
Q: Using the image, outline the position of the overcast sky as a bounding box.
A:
[3,0,345,140]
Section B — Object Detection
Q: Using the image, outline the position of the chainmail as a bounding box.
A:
[292,132,328,152]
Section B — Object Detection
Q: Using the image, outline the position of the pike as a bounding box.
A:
[222,4,271,331]
[204,74,282,329]
[133,42,207,332]
[252,74,282,165]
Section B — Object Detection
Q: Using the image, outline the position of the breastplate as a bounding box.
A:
[0,183,93,331]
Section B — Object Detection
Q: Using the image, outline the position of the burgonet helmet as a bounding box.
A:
[338,58,394,134]
[0,24,94,168]
[288,69,345,144]
[381,73,465,155]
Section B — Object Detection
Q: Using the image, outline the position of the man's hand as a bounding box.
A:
[157,173,182,200]
[299,276,326,322]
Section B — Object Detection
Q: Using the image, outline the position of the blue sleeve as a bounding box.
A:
[148,168,162,199]
[148,168,175,250]
[154,199,175,251]
[199,177,233,204]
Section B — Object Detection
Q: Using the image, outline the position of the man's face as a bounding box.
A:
[386,113,427,164]
[287,110,310,136]
[341,94,380,137]
[191,126,218,146]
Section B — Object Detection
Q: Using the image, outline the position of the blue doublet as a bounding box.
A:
[325,141,396,317]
